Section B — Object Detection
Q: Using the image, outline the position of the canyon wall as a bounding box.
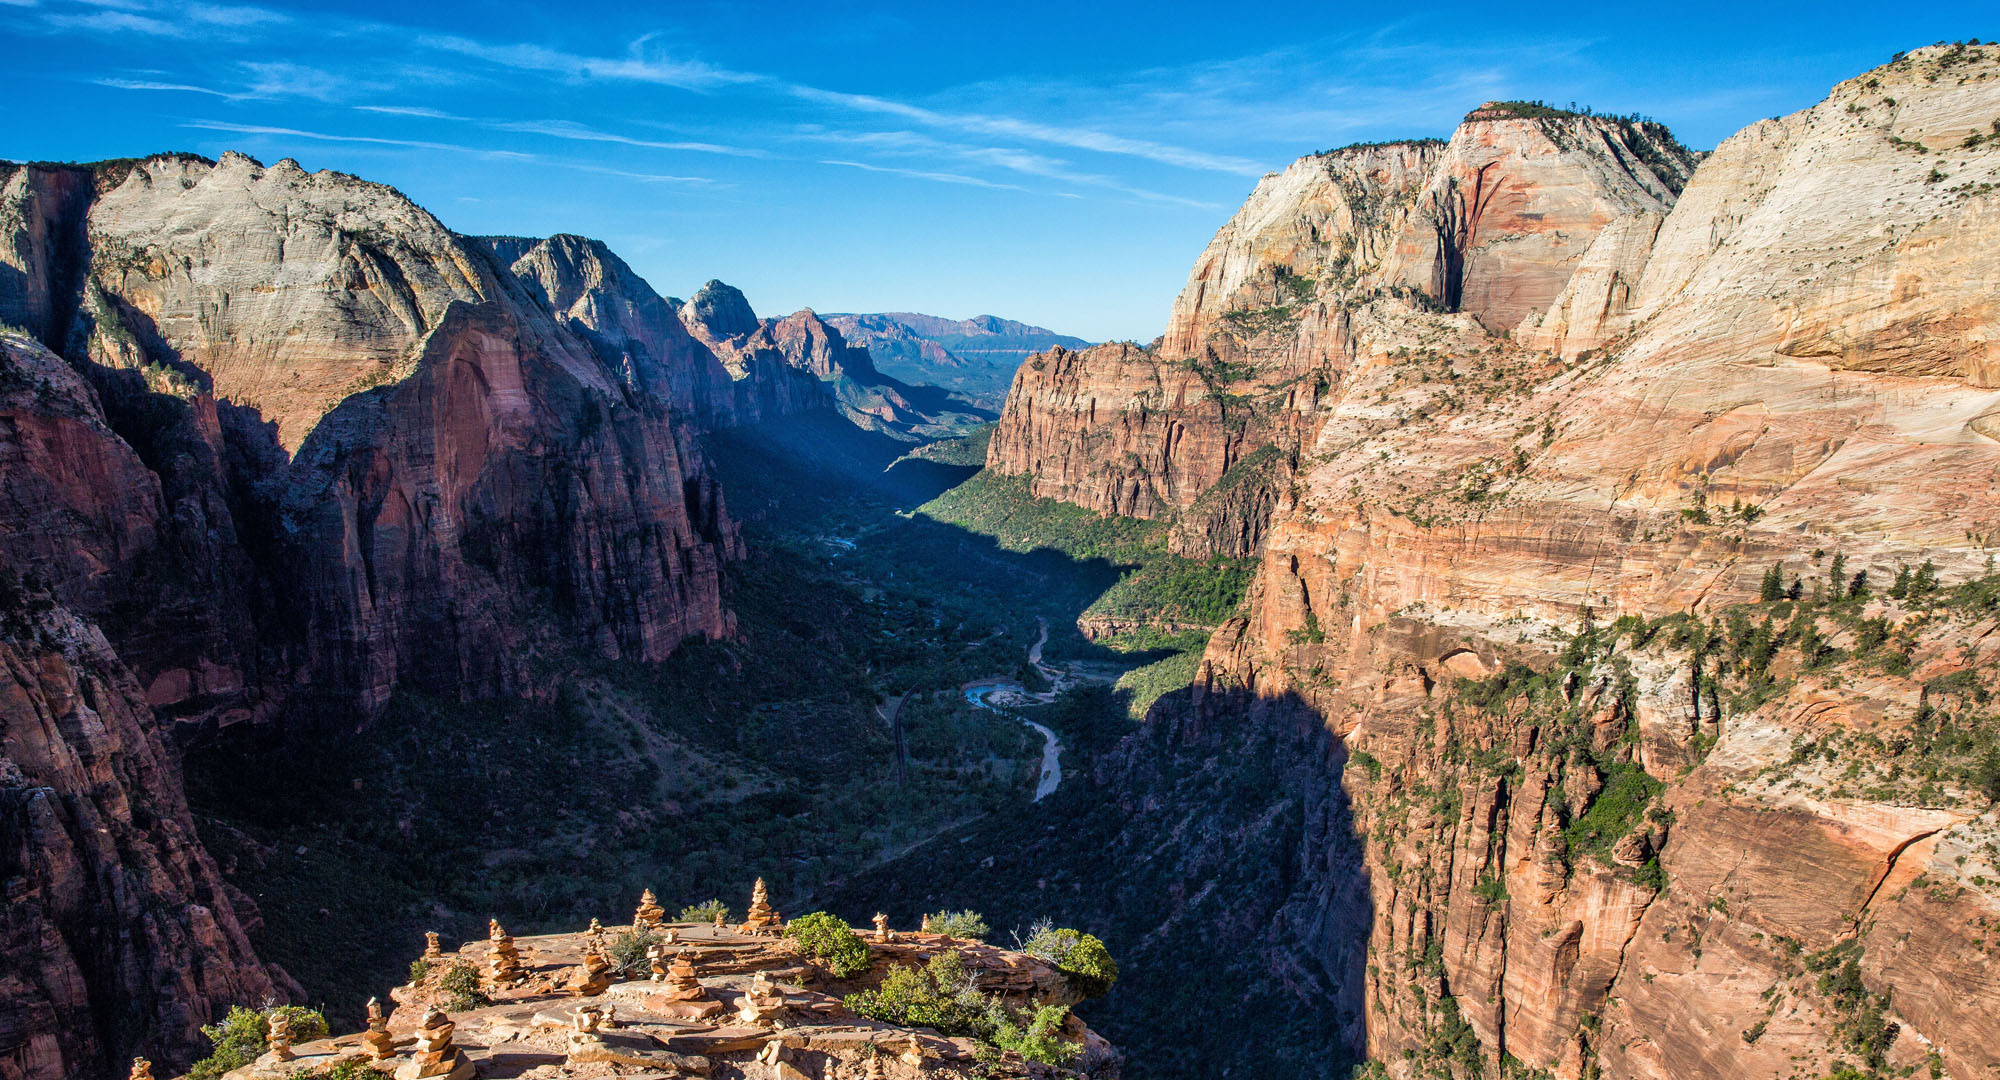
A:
[987,109,1697,557]
[0,331,295,1080]
[0,154,758,1076]
[1172,43,2000,1079]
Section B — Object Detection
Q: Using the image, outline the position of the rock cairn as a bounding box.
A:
[265,1011,295,1061]
[740,877,781,934]
[362,997,397,1060]
[866,1049,888,1080]
[662,949,709,1002]
[486,919,523,986]
[396,1007,472,1080]
[633,889,665,930]
[128,1059,152,1080]
[647,942,668,982]
[568,940,612,996]
[712,908,726,929]
[423,931,442,960]
[872,912,893,942]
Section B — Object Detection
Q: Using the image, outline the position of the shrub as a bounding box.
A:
[678,899,731,924]
[434,960,488,1012]
[1020,921,1119,999]
[992,1003,1081,1067]
[844,952,995,1038]
[189,1005,329,1080]
[407,958,432,984]
[784,912,871,978]
[923,909,990,940]
[606,927,663,976]
[303,1064,395,1080]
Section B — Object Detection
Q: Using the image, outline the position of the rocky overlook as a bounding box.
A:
[200,893,1111,1080]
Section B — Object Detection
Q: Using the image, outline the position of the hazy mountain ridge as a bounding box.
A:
[825,311,1089,410]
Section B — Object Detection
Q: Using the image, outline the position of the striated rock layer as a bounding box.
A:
[0,330,296,1080]
[1143,44,2000,1080]
[0,154,762,1077]
[988,108,1697,556]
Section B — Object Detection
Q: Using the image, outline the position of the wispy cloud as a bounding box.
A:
[787,85,1265,176]
[417,33,757,91]
[183,119,535,159]
[95,76,235,97]
[181,120,717,186]
[493,118,759,158]
[821,159,1028,193]
[356,104,465,120]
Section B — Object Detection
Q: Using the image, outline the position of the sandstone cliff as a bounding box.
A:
[0,331,295,1080]
[988,107,1697,557]
[1182,43,2000,1079]
[1,153,743,720]
[0,155,750,1077]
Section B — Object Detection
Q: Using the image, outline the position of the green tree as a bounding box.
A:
[1759,563,1786,602]
[189,1005,329,1080]
[784,912,871,978]
[1021,921,1120,999]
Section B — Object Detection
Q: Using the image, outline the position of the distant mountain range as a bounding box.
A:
[823,312,1090,410]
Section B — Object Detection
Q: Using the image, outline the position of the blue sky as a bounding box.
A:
[3,1,1991,341]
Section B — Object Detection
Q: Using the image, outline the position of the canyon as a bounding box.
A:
[963,40,2000,1080]
[3,37,2000,1080]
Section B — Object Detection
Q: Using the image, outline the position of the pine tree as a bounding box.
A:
[1759,563,1785,602]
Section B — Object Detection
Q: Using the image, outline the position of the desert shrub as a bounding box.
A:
[923,909,990,940]
[407,958,432,984]
[992,1003,1081,1066]
[844,952,995,1038]
[190,1005,329,1080]
[784,911,871,978]
[606,927,663,976]
[1020,921,1119,998]
[436,960,488,1011]
[678,899,731,923]
[295,1064,394,1079]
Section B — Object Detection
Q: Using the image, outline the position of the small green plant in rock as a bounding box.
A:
[606,927,663,976]
[434,960,489,1012]
[992,1002,1082,1067]
[189,1005,329,1080]
[1019,920,1119,998]
[844,951,995,1038]
[923,909,991,940]
[678,899,731,924]
[785,911,872,978]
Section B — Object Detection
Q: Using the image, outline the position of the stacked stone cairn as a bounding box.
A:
[128,1059,152,1080]
[361,997,398,1060]
[486,919,523,987]
[872,912,893,942]
[633,889,665,930]
[567,938,613,996]
[265,1011,295,1061]
[396,1007,473,1080]
[740,877,781,934]
[423,931,442,960]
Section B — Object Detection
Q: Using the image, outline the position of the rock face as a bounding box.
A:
[0,153,742,720]
[0,330,294,1080]
[0,154,759,1076]
[988,108,1696,557]
[684,285,992,440]
[1054,44,2000,1080]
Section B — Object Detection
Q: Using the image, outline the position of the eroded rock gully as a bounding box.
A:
[992,43,2000,1079]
